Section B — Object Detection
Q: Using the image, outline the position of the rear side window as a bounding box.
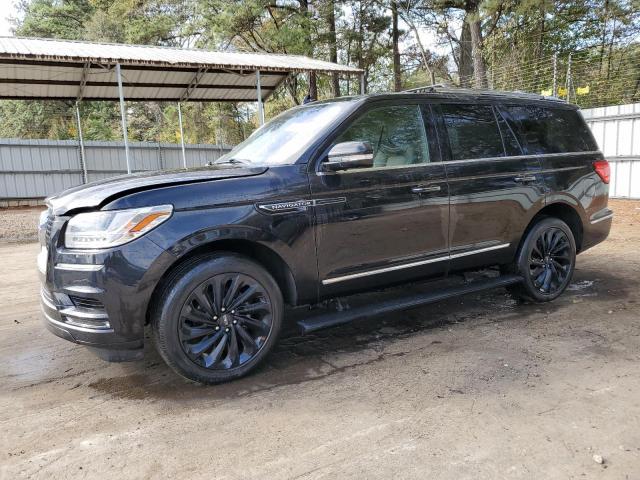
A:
[440,104,505,160]
[500,105,598,154]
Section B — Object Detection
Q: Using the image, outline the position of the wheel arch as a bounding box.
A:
[519,202,584,256]
[145,238,299,325]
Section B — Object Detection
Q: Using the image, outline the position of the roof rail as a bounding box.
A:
[403,84,449,93]
[402,84,566,103]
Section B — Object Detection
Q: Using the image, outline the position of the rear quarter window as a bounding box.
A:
[500,105,598,154]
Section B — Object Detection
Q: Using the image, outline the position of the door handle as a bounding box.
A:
[411,185,441,193]
[514,175,537,183]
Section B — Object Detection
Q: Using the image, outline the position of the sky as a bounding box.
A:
[0,0,18,36]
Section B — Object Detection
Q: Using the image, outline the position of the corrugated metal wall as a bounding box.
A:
[0,139,232,199]
[582,103,640,199]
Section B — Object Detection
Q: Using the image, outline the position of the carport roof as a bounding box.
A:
[0,36,363,102]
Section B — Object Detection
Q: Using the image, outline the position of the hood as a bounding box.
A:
[47,165,267,216]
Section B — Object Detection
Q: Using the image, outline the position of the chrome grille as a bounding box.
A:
[44,215,53,243]
[69,295,105,310]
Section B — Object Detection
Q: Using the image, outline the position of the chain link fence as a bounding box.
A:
[457,42,640,108]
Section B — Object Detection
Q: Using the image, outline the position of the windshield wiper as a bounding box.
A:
[212,158,249,166]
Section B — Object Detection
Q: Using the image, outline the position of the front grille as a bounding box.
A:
[69,295,105,310]
[42,288,112,332]
[44,214,53,243]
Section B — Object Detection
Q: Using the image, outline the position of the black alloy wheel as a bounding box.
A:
[152,253,283,384]
[508,217,576,302]
[178,273,273,370]
[527,227,572,295]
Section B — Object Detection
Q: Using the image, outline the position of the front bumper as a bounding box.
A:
[39,214,176,360]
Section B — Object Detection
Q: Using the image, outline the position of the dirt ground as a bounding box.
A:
[1,199,639,479]
[0,206,42,243]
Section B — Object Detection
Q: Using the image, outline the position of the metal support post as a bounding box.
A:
[552,52,558,97]
[75,102,88,183]
[177,102,187,168]
[116,63,132,174]
[256,70,265,126]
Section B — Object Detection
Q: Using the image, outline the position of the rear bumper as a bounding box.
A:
[581,207,613,252]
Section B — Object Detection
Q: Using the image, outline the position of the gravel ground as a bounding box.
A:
[0,207,43,243]
[0,199,638,479]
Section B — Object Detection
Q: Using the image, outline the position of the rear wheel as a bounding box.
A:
[508,217,576,302]
[152,253,283,384]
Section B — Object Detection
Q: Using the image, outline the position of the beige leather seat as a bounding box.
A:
[373,144,416,168]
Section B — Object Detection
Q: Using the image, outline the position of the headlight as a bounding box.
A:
[38,209,49,228]
[65,205,173,249]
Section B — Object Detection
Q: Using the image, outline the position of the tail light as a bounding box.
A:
[593,160,610,184]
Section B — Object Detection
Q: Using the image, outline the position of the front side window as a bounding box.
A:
[334,104,431,168]
[441,104,505,160]
[501,105,598,154]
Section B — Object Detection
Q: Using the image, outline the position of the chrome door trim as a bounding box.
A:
[322,243,511,285]
[441,151,601,166]
[316,162,441,176]
[316,151,601,176]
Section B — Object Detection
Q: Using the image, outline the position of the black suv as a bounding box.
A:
[38,88,613,384]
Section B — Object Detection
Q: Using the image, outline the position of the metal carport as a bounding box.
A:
[0,36,363,179]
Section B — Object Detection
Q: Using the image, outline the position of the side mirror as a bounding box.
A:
[322,141,374,172]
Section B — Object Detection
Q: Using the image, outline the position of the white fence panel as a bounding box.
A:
[582,103,640,199]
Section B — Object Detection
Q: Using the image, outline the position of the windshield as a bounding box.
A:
[215,101,355,166]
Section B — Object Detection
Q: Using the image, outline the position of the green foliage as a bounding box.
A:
[15,0,94,39]
[0,101,75,139]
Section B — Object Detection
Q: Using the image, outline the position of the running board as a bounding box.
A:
[297,274,523,334]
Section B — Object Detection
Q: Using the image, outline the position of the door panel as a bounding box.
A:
[436,103,546,271]
[309,102,449,297]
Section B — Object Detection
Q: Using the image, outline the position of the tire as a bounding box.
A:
[507,217,577,303]
[151,253,283,384]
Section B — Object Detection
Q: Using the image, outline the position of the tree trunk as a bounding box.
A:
[357,2,364,73]
[286,76,300,105]
[391,1,402,91]
[300,0,317,99]
[468,7,488,89]
[599,0,609,74]
[458,19,473,87]
[327,0,340,96]
[538,0,546,61]
[309,72,318,100]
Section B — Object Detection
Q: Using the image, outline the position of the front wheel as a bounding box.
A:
[508,217,577,302]
[152,253,283,384]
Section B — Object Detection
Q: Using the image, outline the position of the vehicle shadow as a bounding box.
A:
[89,266,635,402]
